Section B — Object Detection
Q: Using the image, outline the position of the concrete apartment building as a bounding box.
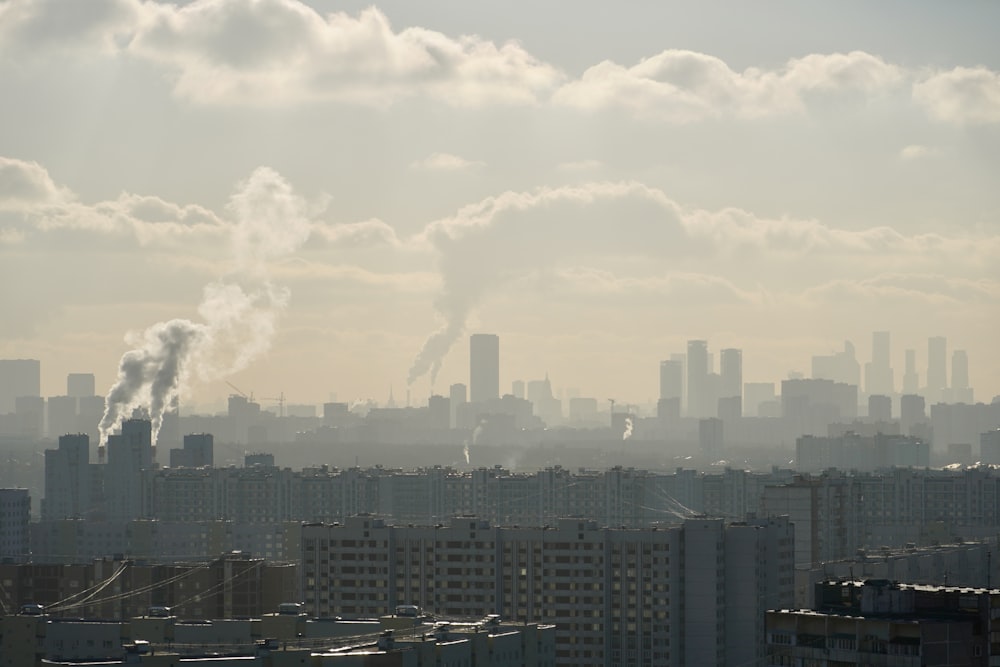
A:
[766,580,1000,666]
[300,515,794,667]
[0,607,555,667]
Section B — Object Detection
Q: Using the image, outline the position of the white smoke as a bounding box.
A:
[622,416,634,441]
[463,442,470,465]
[99,167,311,446]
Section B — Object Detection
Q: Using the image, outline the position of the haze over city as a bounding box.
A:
[1,0,999,411]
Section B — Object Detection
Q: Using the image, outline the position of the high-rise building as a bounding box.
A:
[0,359,40,415]
[900,393,927,436]
[66,373,96,398]
[864,331,893,396]
[686,340,710,418]
[42,434,92,520]
[902,348,919,395]
[951,349,973,403]
[659,359,683,403]
[46,395,78,438]
[867,394,892,422]
[427,395,450,431]
[511,379,525,399]
[720,348,742,399]
[926,336,947,403]
[105,419,154,522]
[448,383,467,429]
[811,341,860,387]
[0,489,30,563]
[301,515,794,667]
[469,334,499,404]
[169,433,214,468]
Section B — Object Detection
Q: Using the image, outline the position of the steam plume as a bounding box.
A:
[99,167,310,447]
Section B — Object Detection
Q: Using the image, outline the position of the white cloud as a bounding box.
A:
[0,156,72,208]
[0,0,137,60]
[913,66,1000,124]
[411,152,485,171]
[553,50,902,121]
[127,1,562,106]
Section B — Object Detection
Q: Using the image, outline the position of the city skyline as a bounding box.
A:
[1,1,998,412]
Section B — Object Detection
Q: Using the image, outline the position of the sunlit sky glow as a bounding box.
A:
[1,0,998,412]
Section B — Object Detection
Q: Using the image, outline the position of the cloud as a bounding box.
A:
[406,181,999,385]
[127,1,562,106]
[553,50,902,121]
[411,152,485,171]
[913,66,1000,124]
[0,156,72,208]
[310,218,403,248]
[0,0,138,60]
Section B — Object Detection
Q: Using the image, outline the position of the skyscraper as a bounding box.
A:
[926,336,947,403]
[720,348,742,400]
[902,348,919,395]
[686,340,713,418]
[448,383,467,429]
[951,349,973,403]
[659,359,683,401]
[469,334,500,404]
[864,331,893,396]
[66,373,96,398]
[0,359,41,415]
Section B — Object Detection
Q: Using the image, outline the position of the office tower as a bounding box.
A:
[686,340,709,418]
[864,331,893,396]
[66,373,95,398]
[902,348,919,395]
[720,348,742,399]
[0,489,30,563]
[951,349,973,403]
[743,382,776,417]
[448,383,467,429]
[659,359,683,403]
[926,336,947,403]
[42,434,91,520]
[46,395,78,439]
[867,394,891,422]
[105,418,154,522]
[427,395,450,430]
[511,379,525,399]
[169,433,214,468]
[981,429,1000,465]
[699,417,724,460]
[900,394,926,436]
[811,341,860,387]
[469,334,499,404]
[0,359,40,414]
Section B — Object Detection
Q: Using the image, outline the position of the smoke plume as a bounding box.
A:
[99,167,311,446]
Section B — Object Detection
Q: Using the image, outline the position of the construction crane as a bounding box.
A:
[261,392,286,418]
[225,381,254,403]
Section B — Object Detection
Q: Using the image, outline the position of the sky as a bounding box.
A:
[1,0,998,416]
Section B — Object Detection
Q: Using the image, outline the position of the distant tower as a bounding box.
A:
[720,348,742,403]
[951,350,973,403]
[864,331,893,397]
[470,334,500,404]
[0,359,40,415]
[686,340,709,418]
[449,383,467,429]
[902,349,919,395]
[900,394,926,436]
[105,418,154,522]
[926,336,947,403]
[66,373,96,398]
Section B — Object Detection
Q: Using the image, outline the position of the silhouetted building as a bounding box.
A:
[427,394,450,431]
[700,417,724,460]
[982,429,1000,465]
[868,394,891,422]
[659,358,683,403]
[902,348,919,395]
[720,348,742,412]
[106,419,154,522]
[169,433,214,468]
[66,372,95,398]
[469,334,499,404]
[950,349,973,403]
[687,340,711,418]
[811,341,860,387]
[864,330,894,397]
[744,382,776,418]
[43,434,92,521]
[0,358,40,414]
[0,489,30,563]
[927,335,947,404]
[448,383,467,429]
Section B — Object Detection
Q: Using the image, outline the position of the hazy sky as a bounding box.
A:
[1,0,998,412]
